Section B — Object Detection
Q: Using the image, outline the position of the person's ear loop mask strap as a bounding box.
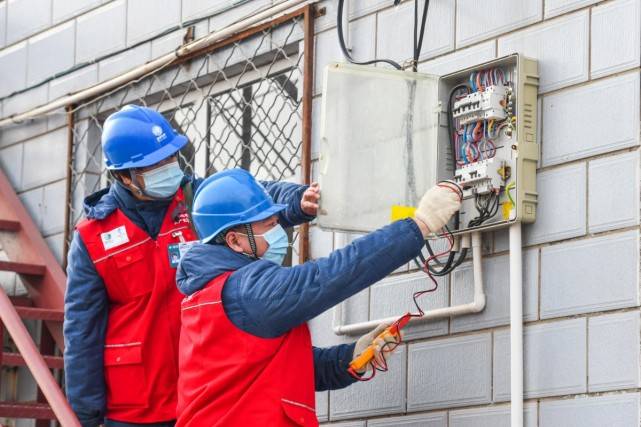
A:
[128,169,146,197]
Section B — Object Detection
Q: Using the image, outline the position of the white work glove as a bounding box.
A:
[414,184,462,236]
[353,322,401,374]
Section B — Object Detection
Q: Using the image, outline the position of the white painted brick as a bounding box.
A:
[0,117,48,148]
[6,0,51,44]
[540,231,639,319]
[545,0,602,18]
[41,179,65,236]
[314,16,375,95]
[0,269,18,296]
[367,412,447,427]
[0,142,23,189]
[27,21,75,86]
[310,225,333,259]
[451,250,538,333]
[3,84,47,116]
[494,318,587,400]
[524,163,586,245]
[418,40,496,76]
[151,20,208,59]
[314,0,338,33]
[321,422,364,427]
[542,73,640,166]
[309,306,358,349]
[45,233,64,264]
[493,228,509,253]
[407,333,492,411]
[449,403,537,427]
[316,391,328,422]
[127,0,180,46]
[76,0,126,64]
[349,0,391,20]
[456,0,541,47]
[588,151,640,233]
[53,0,101,23]
[48,112,67,131]
[209,0,271,32]
[98,43,151,82]
[329,345,406,419]
[377,0,455,62]
[181,0,234,22]
[539,393,640,427]
[342,286,370,326]
[18,186,43,230]
[0,41,28,97]
[49,64,98,101]
[588,311,641,392]
[315,0,384,34]
[0,2,6,47]
[370,271,449,340]
[591,0,641,78]
[21,127,66,190]
[498,11,589,93]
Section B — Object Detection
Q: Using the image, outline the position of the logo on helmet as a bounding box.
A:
[151,125,167,143]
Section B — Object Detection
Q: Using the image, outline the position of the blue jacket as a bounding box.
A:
[176,218,425,391]
[63,175,314,427]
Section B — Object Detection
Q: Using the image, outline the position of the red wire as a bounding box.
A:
[350,183,462,381]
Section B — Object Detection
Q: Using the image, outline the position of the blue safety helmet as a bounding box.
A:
[101,105,188,170]
[192,168,287,243]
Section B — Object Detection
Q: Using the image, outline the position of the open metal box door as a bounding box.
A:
[318,63,440,233]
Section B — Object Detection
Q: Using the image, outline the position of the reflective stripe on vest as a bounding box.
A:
[76,188,198,423]
[177,272,318,427]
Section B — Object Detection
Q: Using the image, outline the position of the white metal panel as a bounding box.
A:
[319,63,440,233]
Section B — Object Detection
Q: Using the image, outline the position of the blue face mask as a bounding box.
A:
[258,224,289,265]
[141,161,184,199]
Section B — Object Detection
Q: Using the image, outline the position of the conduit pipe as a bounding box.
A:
[510,222,524,427]
[0,0,313,128]
[333,232,486,336]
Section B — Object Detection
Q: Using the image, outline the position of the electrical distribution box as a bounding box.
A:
[318,54,539,234]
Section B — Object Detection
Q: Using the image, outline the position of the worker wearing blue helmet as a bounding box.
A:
[175,168,461,425]
[64,105,320,427]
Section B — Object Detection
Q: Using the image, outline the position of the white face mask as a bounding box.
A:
[238,224,290,264]
[134,161,184,199]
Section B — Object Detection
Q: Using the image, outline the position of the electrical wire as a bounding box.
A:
[351,220,456,381]
[412,0,430,71]
[337,0,430,71]
[350,182,463,381]
[337,0,402,70]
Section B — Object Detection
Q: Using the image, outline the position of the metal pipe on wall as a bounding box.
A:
[333,232,486,336]
[0,0,315,128]
[510,222,524,427]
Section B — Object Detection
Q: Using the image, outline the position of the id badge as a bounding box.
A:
[168,241,197,268]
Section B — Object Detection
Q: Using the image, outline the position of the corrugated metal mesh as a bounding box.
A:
[67,13,309,261]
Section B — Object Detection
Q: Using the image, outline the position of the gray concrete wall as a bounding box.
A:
[0,0,639,425]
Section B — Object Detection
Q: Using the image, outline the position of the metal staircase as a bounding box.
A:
[0,166,79,426]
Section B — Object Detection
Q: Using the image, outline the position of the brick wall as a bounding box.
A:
[0,0,639,426]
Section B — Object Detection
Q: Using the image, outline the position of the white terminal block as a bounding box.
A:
[453,85,508,125]
[454,158,504,195]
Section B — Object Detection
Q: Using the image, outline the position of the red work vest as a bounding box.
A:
[76,188,197,423]
[176,272,318,427]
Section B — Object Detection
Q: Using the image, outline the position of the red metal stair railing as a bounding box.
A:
[0,165,80,426]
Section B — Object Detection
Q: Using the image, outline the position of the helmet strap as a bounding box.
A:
[244,223,258,259]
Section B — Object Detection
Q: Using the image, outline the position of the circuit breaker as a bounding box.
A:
[318,54,539,234]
